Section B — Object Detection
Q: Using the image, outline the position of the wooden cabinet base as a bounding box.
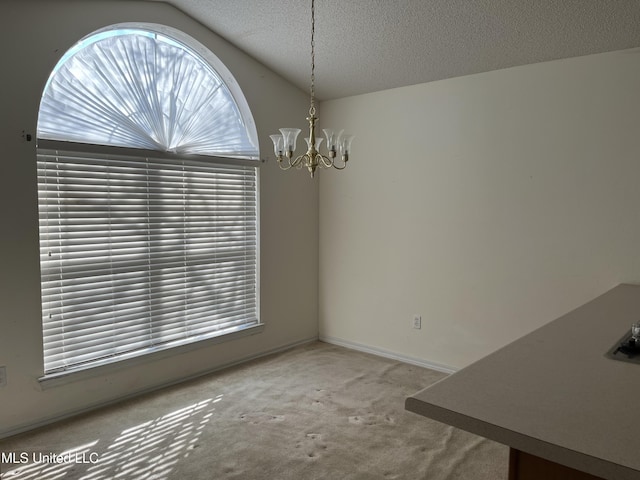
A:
[508,449,605,480]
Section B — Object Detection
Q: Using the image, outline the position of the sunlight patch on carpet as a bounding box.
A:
[0,398,217,480]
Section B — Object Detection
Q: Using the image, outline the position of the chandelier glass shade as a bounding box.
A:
[269,0,353,178]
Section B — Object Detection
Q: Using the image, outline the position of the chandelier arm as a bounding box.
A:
[277,157,294,170]
[278,153,297,169]
[291,154,306,168]
[318,154,333,168]
[332,158,348,170]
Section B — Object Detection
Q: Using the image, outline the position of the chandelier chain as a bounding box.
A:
[309,0,316,116]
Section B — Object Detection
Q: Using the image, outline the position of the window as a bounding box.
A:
[36,24,260,377]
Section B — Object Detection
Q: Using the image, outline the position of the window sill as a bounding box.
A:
[38,323,264,390]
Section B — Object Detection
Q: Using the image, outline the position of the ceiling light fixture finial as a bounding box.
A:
[269,0,353,178]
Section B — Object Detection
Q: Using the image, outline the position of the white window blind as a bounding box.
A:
[38,147,258,374]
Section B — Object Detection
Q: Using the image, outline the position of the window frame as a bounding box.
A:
[35,24,262,386]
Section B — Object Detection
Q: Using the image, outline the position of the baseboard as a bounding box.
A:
[0,335,318,440]
[319,335,458,375]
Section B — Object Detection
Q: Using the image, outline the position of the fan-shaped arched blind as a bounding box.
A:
[37,27,258,159]
[36,25,260,377]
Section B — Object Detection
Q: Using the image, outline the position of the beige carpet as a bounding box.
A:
[0,342,508,479]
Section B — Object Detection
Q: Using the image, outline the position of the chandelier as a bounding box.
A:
[269,0,354,178]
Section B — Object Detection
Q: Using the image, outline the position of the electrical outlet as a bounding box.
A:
[0,366,6,387]
[412,315,422,330]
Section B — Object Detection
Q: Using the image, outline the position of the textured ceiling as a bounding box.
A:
[156,0,640,100]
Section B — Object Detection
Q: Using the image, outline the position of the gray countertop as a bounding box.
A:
[406,284,640,480]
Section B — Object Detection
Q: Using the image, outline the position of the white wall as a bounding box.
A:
[319,49,640,370]
[0,0,318,437]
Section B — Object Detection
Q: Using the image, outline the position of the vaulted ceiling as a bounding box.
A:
[155,0,640,100]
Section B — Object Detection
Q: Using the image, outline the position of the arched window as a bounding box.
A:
[36,24,261,377]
